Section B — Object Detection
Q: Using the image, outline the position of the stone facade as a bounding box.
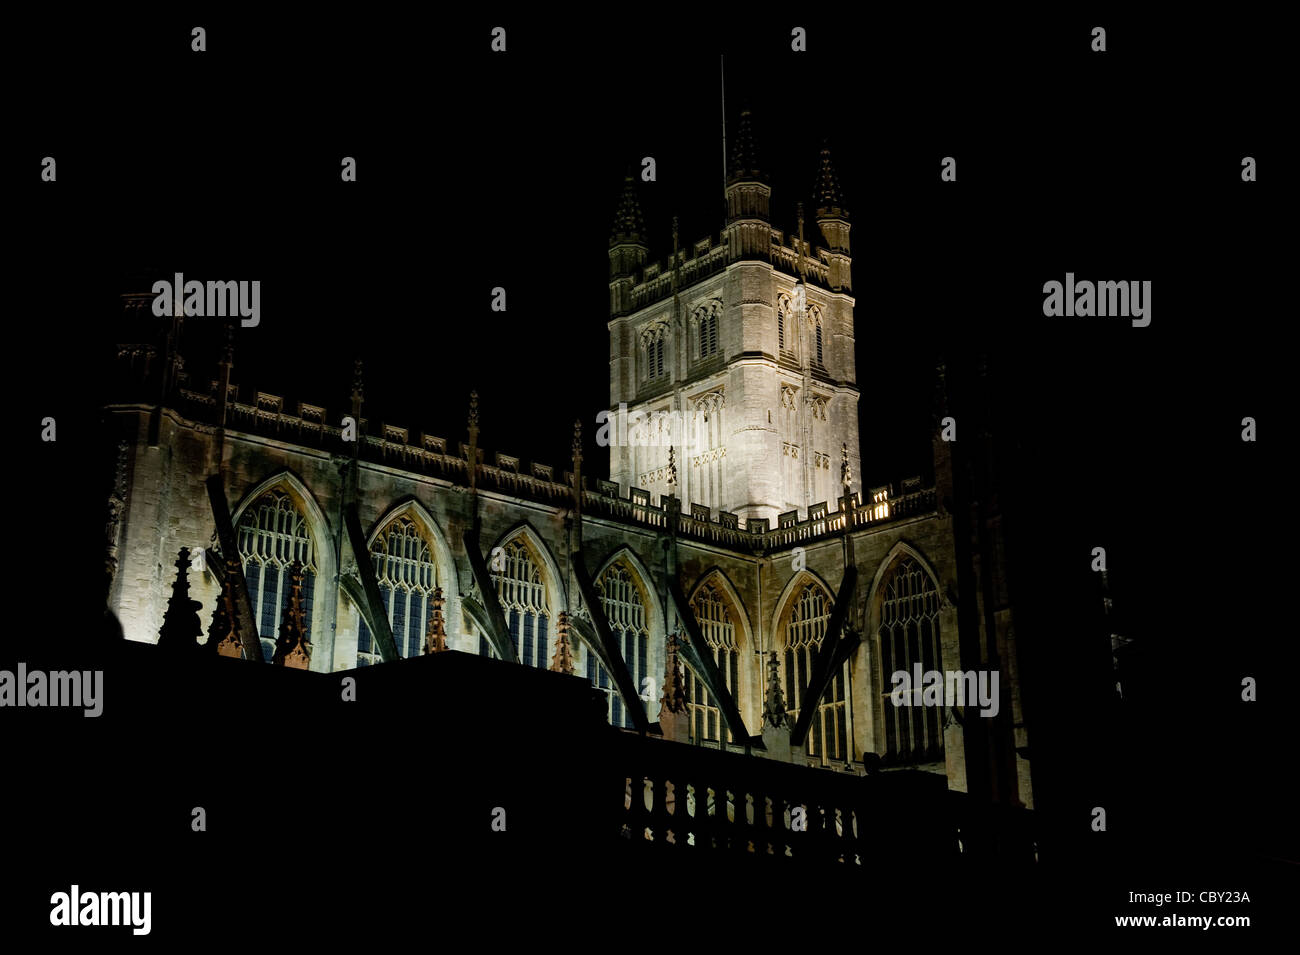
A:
[101,123,1032,809]
[103,385,1029,807]
[607,113,860,526]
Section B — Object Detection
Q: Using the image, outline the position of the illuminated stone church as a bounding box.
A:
[102,111,1032,808]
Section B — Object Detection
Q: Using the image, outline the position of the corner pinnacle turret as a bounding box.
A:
[609,172,647,247]
[608,171,649,316]
[815,143,848,221]
[727,108,763,184]
[814,143,852,289]
[724,108,771,257]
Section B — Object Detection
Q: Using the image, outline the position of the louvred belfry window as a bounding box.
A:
[643,324,668,381]
[777,293,797,359]
[699,310,719,358]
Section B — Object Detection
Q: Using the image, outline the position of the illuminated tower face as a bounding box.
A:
[606,125,859,523]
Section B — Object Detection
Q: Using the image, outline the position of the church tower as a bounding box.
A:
[607,112,861,525]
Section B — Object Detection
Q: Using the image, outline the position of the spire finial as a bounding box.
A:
[467,391,480,496]
[671,215,680,279]
[571,418,584,515]
[206,554,244,657]
[271,561,311,668]
[762,650,790,729]
[666,445,677,488]
[796,202,808,283]
[815,142,848,220]
[157,547,204,651]
[423,587,448,654]
[550,611,576,675]
[841,441,852,490]
[727,107,761,183]
[610,172,647,247]
[660,632,686,714]
[932,358,950,424]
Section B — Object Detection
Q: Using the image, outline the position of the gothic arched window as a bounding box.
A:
[877,556,943,763]
[642,324,668,382]
[698,307,719,359]
[687,582,739,743]
[476,536,551,670]
[777,293,795,357]
[690,390,725,511]
[357,516,439,666]
[596,561,650,729]
[814,312,825,366]
[780,385,803,507]
[782,581,849,762]
[236,489,317,663]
